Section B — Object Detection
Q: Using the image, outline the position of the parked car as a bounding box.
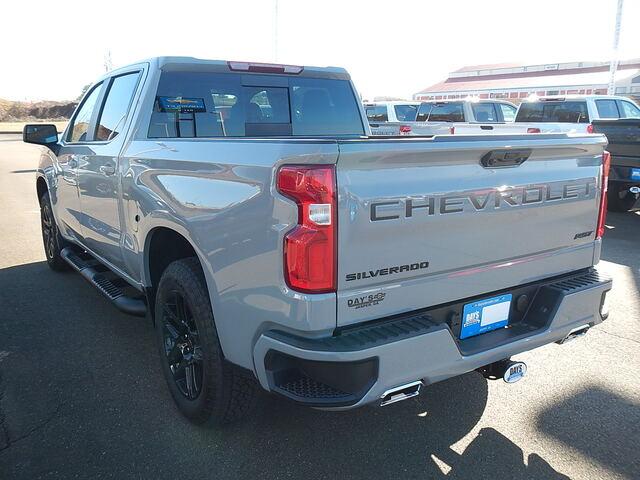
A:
[592,118,640,211]
[364,101,453,136]
[515,95,640,133]
[414,99,529,134]
[24,57,612,426]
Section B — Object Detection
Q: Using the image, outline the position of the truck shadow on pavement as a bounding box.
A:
[536,386,640,479]
[0,261,570,479]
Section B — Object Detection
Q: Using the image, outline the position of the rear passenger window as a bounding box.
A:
[365,105,388,122]
[149,71,364,138]
[595,100,620,119]
[95,72,140,141]
[416,102,464,122]
[499,103,517,122]
[471,103,498,123]
[394,104,418,122]
[67,84,102,142]
[619,100,640,118]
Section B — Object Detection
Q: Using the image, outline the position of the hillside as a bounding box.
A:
[0,98,77,122]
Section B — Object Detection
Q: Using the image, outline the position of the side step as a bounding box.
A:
[60,247,147,317]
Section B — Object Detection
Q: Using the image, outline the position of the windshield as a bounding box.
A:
[515,101,590,123]
[149,71,365,138]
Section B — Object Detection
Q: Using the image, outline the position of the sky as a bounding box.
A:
[1,0,638,102]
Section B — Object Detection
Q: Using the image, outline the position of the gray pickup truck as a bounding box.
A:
[592,118,640,211]
[24,57,612,426]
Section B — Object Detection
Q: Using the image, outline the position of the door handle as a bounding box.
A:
[99,164,116,176]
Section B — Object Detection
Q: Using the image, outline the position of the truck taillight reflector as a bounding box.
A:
[527,127,541,133]
[586,124,594,134]
[597,151,611,239]
[277,165,336,293]
[399,125,412,134]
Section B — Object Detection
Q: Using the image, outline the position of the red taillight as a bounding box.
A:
[277,165,336,293]
[586,124,594,134]
[449,126,455,135]
[399,125,412,134]
[527,127,541,133]
[597,151,611,239]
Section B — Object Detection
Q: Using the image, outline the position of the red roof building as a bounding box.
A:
[414,59,640,103]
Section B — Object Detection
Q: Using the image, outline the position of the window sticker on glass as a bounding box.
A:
[158,97,207,113]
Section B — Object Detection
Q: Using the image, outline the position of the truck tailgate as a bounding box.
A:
[593,119,640,162]
[335,134,606,326]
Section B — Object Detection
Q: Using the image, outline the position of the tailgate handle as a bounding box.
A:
[480,125,494,130]
[481,148,532,168]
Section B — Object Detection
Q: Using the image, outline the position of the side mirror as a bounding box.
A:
[23,124,59,147]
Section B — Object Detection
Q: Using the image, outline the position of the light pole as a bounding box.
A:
[274,0,279,62]
[607,0,624,95]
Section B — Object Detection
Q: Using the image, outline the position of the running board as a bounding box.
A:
[60,247,147,317]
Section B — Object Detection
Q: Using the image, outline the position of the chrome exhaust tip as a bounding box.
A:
[556,324,590,345]
[380,381,423,406]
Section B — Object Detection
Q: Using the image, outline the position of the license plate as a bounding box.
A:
[460,294,512,339]
[631,168,640,181]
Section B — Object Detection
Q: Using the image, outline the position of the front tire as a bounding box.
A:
[154,258,257,426]
[39,191,69,271]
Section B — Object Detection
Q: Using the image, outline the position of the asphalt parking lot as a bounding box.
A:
[0,134,638,479]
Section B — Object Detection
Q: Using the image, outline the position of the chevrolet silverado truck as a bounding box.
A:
[24,57,612,426]
[593,118,640,211]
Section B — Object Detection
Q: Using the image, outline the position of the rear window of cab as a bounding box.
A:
[515,101,589,123]
[149,71,365,138]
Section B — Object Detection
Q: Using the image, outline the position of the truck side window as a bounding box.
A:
[499,103,516,122]
[95,72,141,141]
[365,105,388,122]
[618,100,640,119]
[394,104,417,122]
[471,103,498,123]
[595,99,620,119]
[67,84,102,143]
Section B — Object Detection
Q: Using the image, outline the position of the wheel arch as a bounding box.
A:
[36,175,48,201]
[143,226,213,321]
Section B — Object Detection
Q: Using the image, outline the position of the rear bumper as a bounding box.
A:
[253,268,611,409]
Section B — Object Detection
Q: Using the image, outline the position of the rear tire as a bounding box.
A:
[608,183,639,212]
[39,191,69,272]
[154,257,257,426]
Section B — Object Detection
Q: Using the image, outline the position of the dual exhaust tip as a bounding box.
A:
[380,325,592,406]
[379,358,529,407]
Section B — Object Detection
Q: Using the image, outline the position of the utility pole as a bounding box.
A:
[104,50,113,73]
[607,0,624,95]
[273,0,279,62]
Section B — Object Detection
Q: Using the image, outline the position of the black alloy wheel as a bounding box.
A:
[161,290,204,400]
